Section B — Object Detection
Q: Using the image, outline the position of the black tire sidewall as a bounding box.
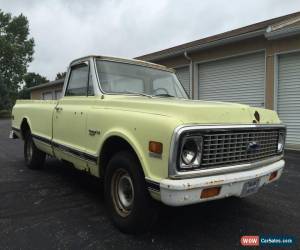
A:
[104,150,157,234]
[24,133,45,169]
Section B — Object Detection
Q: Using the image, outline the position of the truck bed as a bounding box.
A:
[12,100,58,143]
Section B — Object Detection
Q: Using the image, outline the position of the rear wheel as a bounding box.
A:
[24,133,46,169]
[104,150,158,234]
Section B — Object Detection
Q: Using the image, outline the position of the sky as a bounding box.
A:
[1,0,300,80]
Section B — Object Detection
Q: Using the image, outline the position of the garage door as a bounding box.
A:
[42,92,53,100]
[277,52,300,146]
[198,52,265,107]
[175,66,190,96]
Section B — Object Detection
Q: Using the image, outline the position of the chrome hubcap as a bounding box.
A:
[111,169,134,217]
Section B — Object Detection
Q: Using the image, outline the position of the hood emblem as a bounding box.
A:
[253,111,260,124]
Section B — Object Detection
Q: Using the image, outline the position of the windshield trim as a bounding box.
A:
[94,58,189,99]
[95,57,175,73]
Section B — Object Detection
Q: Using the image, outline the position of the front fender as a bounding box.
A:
[87,108,181,181]
[100,128,151,177]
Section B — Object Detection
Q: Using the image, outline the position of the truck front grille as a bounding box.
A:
[201,129,279,167]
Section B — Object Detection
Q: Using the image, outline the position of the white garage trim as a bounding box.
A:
[195,50,266,107]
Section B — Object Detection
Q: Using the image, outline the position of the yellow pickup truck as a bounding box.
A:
[11,55,286,233]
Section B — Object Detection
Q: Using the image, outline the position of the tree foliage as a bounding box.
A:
[55,72,66,80]
[0,9,34,109]
[24,72,48,88]
[18,72,48,99]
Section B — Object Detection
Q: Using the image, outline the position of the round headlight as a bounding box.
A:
[181,139,198,165]
[278,132,285,153]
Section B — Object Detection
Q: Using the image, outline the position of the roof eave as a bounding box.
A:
[28,79,65,91]
[138,29,265,62]
[265,26,300,40]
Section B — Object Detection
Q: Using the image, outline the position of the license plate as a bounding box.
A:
[241,178,260,197]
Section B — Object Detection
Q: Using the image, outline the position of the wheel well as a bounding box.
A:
[20,119,30,139]
[99,136,140,177]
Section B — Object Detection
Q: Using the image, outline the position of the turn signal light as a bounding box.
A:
[149,141,163,154]
[201,187,221,199]
[269,171,278,181]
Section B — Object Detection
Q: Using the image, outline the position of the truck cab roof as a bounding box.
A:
[69,55,175,73]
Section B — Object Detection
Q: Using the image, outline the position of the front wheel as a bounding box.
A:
[104,151,158,234]
[24,133,46,169]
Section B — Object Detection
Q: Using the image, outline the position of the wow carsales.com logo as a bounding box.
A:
[240,236,260,246]
[240,235,295,247]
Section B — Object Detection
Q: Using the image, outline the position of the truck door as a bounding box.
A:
[52,61,90,171]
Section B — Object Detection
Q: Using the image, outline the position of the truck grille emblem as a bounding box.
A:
[247,141,260,153]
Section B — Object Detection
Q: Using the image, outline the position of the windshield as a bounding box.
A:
[96,60,188,98]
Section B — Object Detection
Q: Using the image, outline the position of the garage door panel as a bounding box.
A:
[199,82,264,88]
[279,62,300,67]
[277,52,300,146]
[175,66,190,95]
[200,74,265,83]
[201,66,263,73]
[277,84,300,90]
[279,99,300,104]
[201,63,264,70]
[199,77,265,86]
[201,92,263,99]
[198,52,265,107]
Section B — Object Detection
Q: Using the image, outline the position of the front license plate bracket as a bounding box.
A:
[241,178,260,197]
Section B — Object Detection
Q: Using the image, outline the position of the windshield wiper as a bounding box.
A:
[153,93,175,98]
[123,91,152,98]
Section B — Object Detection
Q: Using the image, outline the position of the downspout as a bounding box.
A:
[184,51,193,99]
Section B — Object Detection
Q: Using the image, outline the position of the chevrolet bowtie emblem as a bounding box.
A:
[247,141,261,152]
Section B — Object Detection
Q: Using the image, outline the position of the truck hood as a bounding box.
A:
[103,96,281,124]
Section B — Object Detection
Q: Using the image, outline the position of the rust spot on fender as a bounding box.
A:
[182,183,193,190]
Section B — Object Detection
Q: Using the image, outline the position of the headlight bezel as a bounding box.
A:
[277,130,286,154]
[178,134,203,170]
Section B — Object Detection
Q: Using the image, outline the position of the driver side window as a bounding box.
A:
[65,63,89,96]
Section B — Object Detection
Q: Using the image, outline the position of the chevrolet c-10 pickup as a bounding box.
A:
[10,55,286,233]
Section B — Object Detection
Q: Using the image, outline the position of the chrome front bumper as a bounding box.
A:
[159,159,285,206]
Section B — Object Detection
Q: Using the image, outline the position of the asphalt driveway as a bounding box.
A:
[0,119,299,249]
